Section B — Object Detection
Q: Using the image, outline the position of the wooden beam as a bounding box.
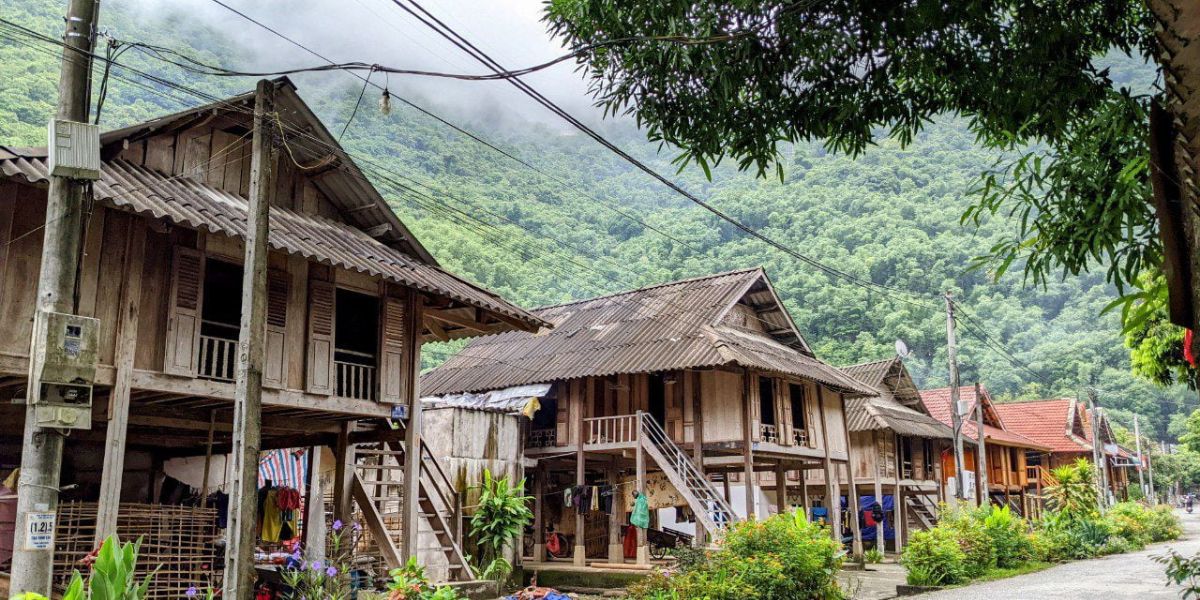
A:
[817,387,839,542]
[741,370,756,518]
[95,218,147,544]
[425,307,488,333]
[423,317,450,342]
[839,392,863,560]
[303,446,326,563]
[128,370,393,418]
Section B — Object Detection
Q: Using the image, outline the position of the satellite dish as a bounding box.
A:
[895,339,911,358]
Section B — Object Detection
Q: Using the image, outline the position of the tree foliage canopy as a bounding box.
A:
[544,0,1162,321]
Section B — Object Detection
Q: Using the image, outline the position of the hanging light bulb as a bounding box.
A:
[380,88,392,115]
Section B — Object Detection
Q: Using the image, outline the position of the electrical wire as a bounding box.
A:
[2,15,1071,395]
[389,0,940,313]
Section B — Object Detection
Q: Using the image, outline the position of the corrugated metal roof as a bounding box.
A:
[841,358,896,389]
[1,155,546,329]
[841,357,952,438]
[421,269,877,396]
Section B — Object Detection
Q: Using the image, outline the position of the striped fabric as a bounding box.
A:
[258,448,308,491]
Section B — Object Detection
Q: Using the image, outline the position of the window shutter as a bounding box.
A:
[555,381,570,447]
[306,279,335,394]
[779,380,794,446]
[666,373,684,441]
[164,247,204,376]
[748,375,762,442]
[378,295,407,404]
[263,269,289,389]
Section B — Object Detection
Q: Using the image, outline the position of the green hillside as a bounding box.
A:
[2,0,1193,437]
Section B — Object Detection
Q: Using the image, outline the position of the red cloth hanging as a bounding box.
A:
[623,524,638,559]
[1185,329,1196,367]
[864,510,877,527]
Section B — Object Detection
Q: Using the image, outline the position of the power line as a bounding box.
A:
[3,14,1071,392]
[389,0,939,313]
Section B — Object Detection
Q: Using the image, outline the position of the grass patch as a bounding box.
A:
[972,561,1055,583]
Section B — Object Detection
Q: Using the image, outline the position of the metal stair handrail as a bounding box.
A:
[638,411,737,530]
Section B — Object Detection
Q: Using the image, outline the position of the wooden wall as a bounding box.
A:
[0,184,419,409]
[117,124,342,219]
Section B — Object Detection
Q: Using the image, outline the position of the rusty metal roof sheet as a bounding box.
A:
[845,396,953,438]
[421,269,877,396]
[1,155,545,329]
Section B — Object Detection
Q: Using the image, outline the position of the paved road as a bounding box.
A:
[917,509,1200,599]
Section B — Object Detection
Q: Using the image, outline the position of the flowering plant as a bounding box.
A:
[279,519,357,600]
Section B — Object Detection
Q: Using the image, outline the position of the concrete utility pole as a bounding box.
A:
[10,0,98,594]
[223,79,275,598]
[1134,414,1148,500]
[945,292,966,502]
[975,382,988,507]
[1148,443,1157,506]
[1086,389,1107,513]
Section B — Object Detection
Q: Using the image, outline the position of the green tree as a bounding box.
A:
[543,0,1200,361]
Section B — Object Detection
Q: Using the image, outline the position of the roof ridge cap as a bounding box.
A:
[531,267,763,312]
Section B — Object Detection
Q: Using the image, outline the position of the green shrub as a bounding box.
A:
[1044,459,1100,525]
[1104,501,1152,548]
[901,527,968,587]
[1146,505,1183,542]
[864,548,884,564]
[628,510,842,600]
[936,505,995,577]
[1099,535,1135,555]
[982,505,1033,568]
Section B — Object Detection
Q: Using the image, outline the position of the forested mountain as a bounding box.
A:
[2,0,1194,437]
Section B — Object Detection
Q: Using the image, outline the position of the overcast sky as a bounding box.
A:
[121,0,607,124]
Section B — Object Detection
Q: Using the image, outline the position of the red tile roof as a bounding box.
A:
[992,398,1092,454]
[919,386,1052,451]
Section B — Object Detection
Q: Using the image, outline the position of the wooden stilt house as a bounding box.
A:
[824,356,953,552]
[919,386,1051,517]
[0,78,545,594]
[421,268,877,567]
[992,398,1135,505]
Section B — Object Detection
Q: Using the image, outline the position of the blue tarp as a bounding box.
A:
[839,495,895,542]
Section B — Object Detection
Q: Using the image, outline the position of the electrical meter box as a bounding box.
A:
[47,119,101,180]
[28,311,100,429]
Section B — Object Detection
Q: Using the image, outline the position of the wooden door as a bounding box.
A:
[163,246,203,376]
[306,279,336,394]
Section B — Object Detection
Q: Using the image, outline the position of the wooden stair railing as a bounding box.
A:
[638,412,738,534]
[352,440,475,581]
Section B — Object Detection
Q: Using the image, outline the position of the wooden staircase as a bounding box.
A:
[638,412,738,534]
[904,494,938,530]
[353,439,475,581]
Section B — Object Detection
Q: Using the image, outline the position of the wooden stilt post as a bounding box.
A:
[533,461,546,562]
[11,0,99,592]
[775,464,788,515]
[840,393,863,560]
[801,469,812,520]
[573,401,587,566]
[95,220,146,544]
[741,371,756,518]
[817,388,839,542]
[691,371,707,546]
[333,422,353,523]
[303,446,325,562]
[200,410,216,501]
[223,79,275,599]
[873,432,886,553]
[607,465,623,562]
[399,290,425,562]
[894,436,906,553]
[635,415,648,565]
